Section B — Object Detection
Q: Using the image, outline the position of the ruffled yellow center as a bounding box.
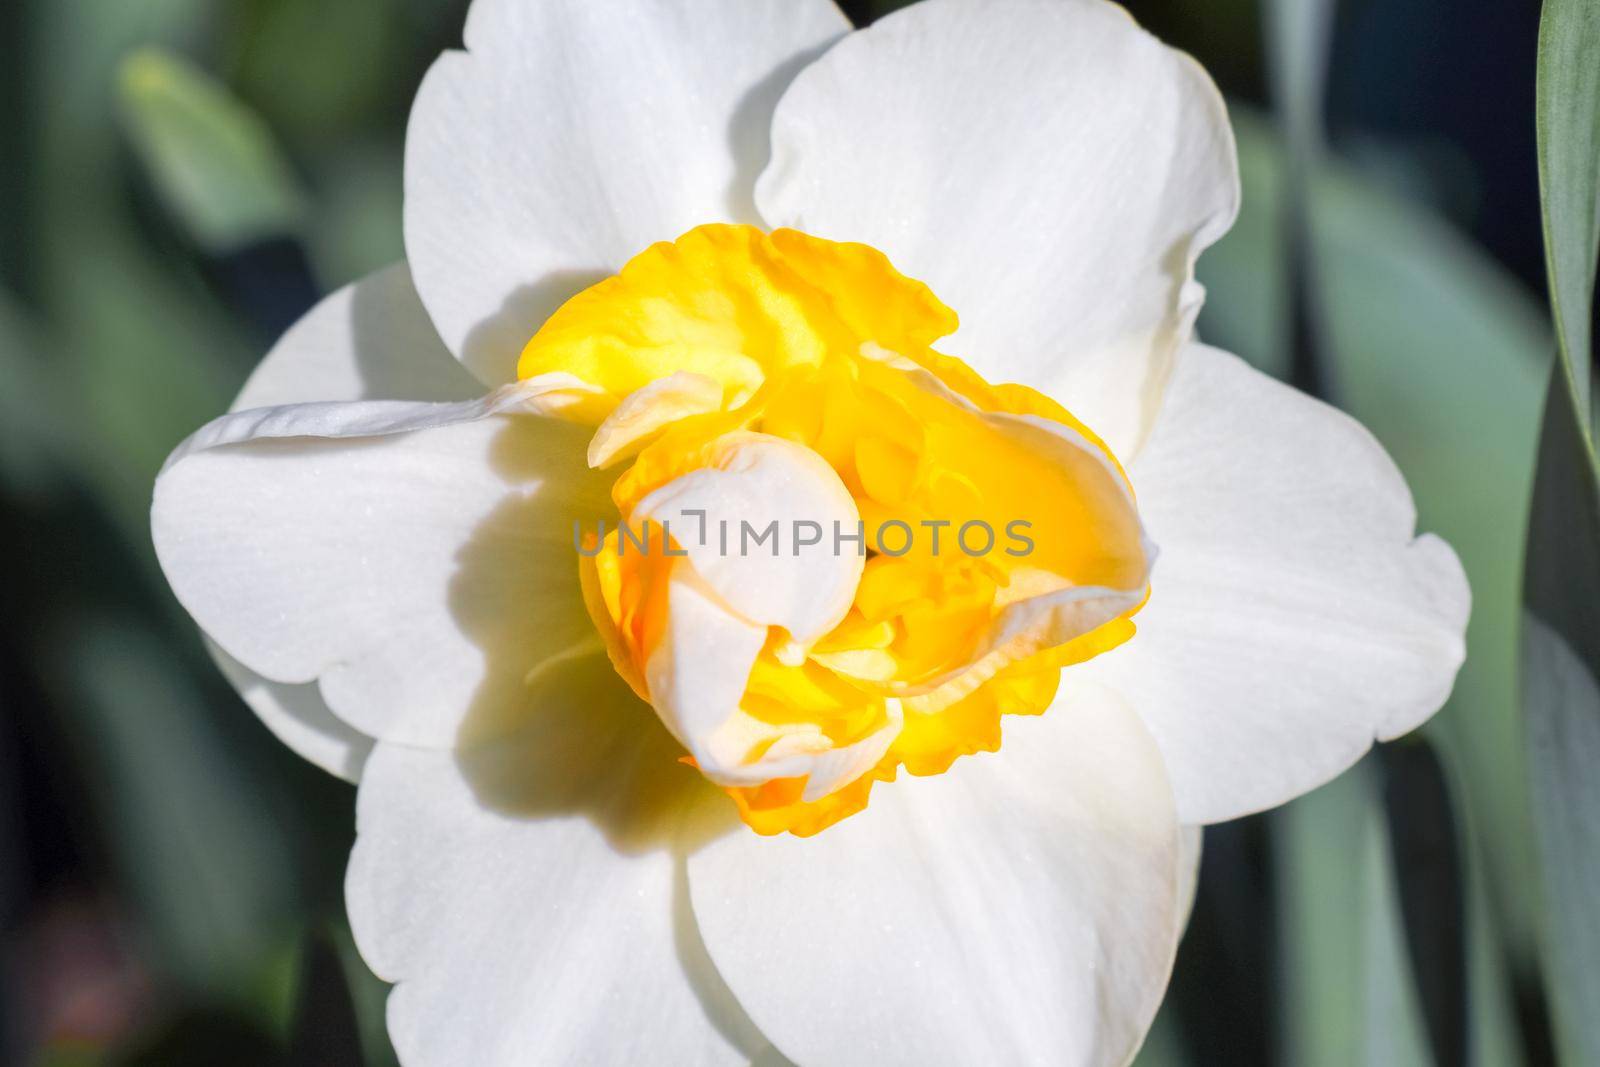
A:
[519,225,1149,836]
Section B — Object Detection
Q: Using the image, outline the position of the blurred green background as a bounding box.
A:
[0,0,1591,1064]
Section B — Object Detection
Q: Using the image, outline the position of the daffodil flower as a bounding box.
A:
[151,0,1470,1063]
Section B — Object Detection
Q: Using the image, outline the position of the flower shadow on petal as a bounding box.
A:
[724,38,839,225]
[343,263,484,401]
[457,270,609,386]
[444,418,742,857]
[441,418,760,1052]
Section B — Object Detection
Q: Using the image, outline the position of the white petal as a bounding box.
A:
[207,639,373,782]
[1080,344,1469,823]
[794,702,902,803]
[646,560,904,795]
[632,433,863,646]
[234,262,483,410]
[588,371,724,469]
[758,0,1239,456]
[347,653,762,1065]
[688,682,1182,1066]
[404,0,850,385]
[211,263,481,778]
[644,555,904,797]
[647,564,770,775]
[634,433,887,793]
[153,383,615,748]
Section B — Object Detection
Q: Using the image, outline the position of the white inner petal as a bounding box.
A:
[632,432,864,647]
[632,433,892,797]
[588,371,725,469]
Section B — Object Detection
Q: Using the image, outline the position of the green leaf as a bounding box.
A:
[1276,762,1431,1067]
[1264,0,1335,162]
[1262,0,1337,394]
[1536,0,1600,437]
[1523,602,1600,1067]
[1379,742,1468,1065]
[1523,365,1600,1065]
[117,47,305,252]
[1523,1,1600,1062]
